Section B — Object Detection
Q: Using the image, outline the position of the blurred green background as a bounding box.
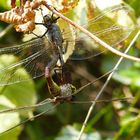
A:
[0,0,140,140]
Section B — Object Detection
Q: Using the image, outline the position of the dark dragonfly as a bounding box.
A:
[0,14,65,86]
[0,5,134,86]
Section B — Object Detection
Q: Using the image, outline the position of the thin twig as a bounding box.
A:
[76,30,140,140]
[0,68,114,114]
[71,97,133,104]
[0,68,132,135]
[43,2,140,62]
[0,103,59,135]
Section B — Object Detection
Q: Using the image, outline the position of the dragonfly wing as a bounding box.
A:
[86,5,133,46]
[57,18,76,63]
[62,5,134,60]
[0,38,56,85]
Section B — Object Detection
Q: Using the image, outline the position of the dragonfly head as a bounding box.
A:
[43,14,59,26]
[59,83,76,102]
[60,83,76,97]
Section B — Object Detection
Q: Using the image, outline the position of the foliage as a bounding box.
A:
[0,0,140,140]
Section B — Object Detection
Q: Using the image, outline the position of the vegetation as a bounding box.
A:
[0,0,140,140]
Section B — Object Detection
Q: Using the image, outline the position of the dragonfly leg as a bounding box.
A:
[31,24,48,38]
[51,13,60,23]
[31,31,41,38]
[54,67,62,84]
[39,29,49,38]
[46,5,60,22]
[54,65,72,85]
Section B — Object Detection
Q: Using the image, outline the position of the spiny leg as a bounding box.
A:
[31,8,48,37]
[54,67,62,84]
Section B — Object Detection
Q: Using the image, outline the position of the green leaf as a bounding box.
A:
[55,125,101,140]
[101,52,140,88]
[0,96,22,140]
[0,0,20,9]
[0,54,37,138]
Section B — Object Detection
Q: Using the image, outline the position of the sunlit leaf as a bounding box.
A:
[0,54,37,137]
[55,125,101,140]
[0,96,22,139]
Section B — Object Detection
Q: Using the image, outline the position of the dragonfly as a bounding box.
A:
[0,4,135,136]
[0,4,134,86]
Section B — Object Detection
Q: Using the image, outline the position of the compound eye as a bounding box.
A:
[43,15,51,23]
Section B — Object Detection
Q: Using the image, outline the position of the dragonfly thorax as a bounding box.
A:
[47,23,63,47]
[43,14,57,26]
[42,14,63,48]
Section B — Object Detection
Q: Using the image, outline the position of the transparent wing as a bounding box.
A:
[0,37,58,86]
[61,5,134,60]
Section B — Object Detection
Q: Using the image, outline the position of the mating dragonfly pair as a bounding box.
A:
[0,4,135,134]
